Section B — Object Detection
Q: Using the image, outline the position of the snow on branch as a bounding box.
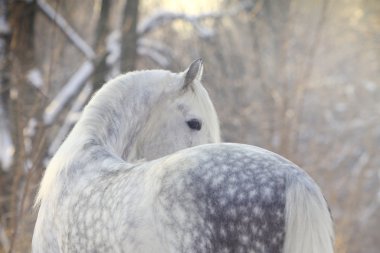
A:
[43,51,109,126]
[138,0,255,37]
[48,83,92,156]
[43,61,93,125]
[0,102,14,172]
[37,0,95,59]
[138,39,172,67]
[0,0,10,36]
[138,11,213,38]
[138,38,172,57]
[27,68,43,89]
[138,46,170,68]
[106,30,121,66]
[106,31,173,70]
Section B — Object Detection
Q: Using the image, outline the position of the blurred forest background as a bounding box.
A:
[0,0,379,252]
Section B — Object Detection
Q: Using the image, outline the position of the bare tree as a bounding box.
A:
[121,0,139,72]
[7,2,38,252]
[93,0,112,90]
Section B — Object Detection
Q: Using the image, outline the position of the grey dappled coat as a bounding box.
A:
[32,61,334,253]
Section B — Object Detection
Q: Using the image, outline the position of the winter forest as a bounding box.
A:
[0,0,379,252]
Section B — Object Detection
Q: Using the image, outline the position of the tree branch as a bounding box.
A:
[138,0,254,36]
[0,102,14,171]
[36,0,95,59]
[47,83,92,156]
[43,53,108,126]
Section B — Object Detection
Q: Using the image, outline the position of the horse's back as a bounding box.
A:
[34,143,325,253]
[153,143,310,253]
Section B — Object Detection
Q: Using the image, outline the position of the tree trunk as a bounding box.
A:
[0,0,10,106]
[7,1,37,252]
[121,0,139,72]
[93,0,112,90]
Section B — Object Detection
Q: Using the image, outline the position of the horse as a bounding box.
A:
[32,59,334,253]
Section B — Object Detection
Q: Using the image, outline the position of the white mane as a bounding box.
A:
[36,61,220,206]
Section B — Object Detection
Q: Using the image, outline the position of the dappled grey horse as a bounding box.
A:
[33,60,334,253]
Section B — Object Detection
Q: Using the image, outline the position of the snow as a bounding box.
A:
[138,39,171,56]
[44,61,94,125]
[364,80,377,92]
[0,104,14,171]
[105,31,172,69]
[138,46,170,67]
[0,0,10,35]
[27,68,43,88]
[0,18,10,35]
[137,11,216,37]
[138,1,253,37]
[48,83,92,156]
[0,131,14,171]
[23,118,38,156]
[24,118,38,138]
[106,30,121,66]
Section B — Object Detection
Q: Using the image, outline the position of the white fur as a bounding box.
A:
[284,175,334,253]
[35,64,220,207]
[33,61,334,253]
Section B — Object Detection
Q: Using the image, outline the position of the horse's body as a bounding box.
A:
[33,60,334,253]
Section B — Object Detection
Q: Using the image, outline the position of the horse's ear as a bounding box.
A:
[184,58,203,89]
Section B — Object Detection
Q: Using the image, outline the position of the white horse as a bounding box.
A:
[32,60,334,253]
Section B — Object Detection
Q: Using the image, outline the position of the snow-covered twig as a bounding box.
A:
[138,0,254,36]
[48,83,92,156]
[138,46,170,68]
[0,14,9,36]
[24,118,38,166]
[138,38,172,58]
[138,39,172,67]
[0,0,9,36]
[106,31,172,69]
[44,50,108,126]
[43,61,93,125]
[138,11,214,38]
[106,30,121,67]
[37,0,95,59]
[27,68,43,89]
[0,102,14,171]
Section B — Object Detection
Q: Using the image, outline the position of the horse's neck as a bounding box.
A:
[37,74,162,205]
[39,75,163,200]
[66,76,160,164]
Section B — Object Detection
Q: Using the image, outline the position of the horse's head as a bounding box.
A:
[128,59,220,161]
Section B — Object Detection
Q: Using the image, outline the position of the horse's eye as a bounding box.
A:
[186,119,202,131]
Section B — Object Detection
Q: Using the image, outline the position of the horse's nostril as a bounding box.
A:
[187,119,202,131]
